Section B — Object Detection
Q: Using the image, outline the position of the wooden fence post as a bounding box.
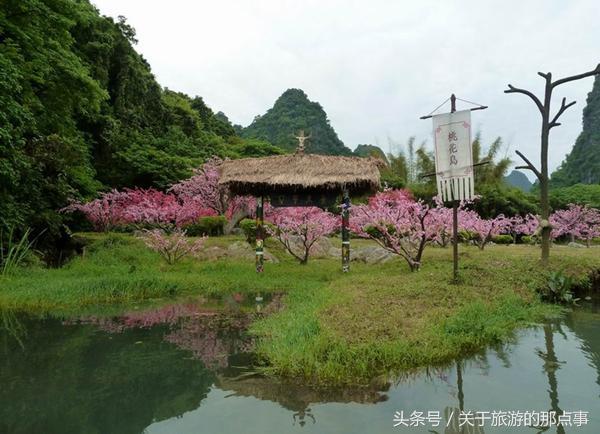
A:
[255,196,264,273]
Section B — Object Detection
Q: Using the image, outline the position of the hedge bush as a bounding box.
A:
[491,234,513,244]
[184,216,227,236]
[521,235,537,245]
[239,218,275,244]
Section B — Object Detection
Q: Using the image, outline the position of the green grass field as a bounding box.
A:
[1,232,598,384]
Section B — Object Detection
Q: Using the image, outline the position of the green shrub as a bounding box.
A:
[537,270,580,304]
[491,234,512,244]
[184,216,227,237]
[239,218,275,244]
[521,235,538,245]
[364,224,396,239]
[458,230,476,243]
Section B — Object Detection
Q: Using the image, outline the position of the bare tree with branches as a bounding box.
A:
[505,64,600,265]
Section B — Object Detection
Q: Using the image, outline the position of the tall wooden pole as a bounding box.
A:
[341,190,350,272]
[420,94,488,281]
[450,94,459,282]
[255,196,264,273]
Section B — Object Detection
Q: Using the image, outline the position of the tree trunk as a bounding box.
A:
[539,157,551,264]
[408,261,420,272]
[540,77,552,266]
[224,208,249,234]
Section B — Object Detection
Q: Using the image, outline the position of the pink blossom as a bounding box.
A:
[351,189,430,271]
[62,189,133,231]
[513,214,540,237]
[63,188,216,230]
[266,206,339,264]
[460,212,512,250]
[550,204,600,245]
[425,196,473,247]
[169,158,258,227]
[68,305,253,369]
[137,228,207,264]
[168,157,227,214]
[176,197,217,227]
[225,195,257,220]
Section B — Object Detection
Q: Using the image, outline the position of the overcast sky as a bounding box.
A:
[92,0,599,178]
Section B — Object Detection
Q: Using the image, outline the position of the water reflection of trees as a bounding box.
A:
[215,374,390,427]
[0,314,215,434]
[72,302,255,368]
[563,305,600,390]
[4,300,600,434]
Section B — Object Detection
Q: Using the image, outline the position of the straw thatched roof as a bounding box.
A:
[218,153,382,196]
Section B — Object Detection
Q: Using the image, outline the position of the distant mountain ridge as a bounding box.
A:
[353,144,388,163]
[504,170,533,192]
[241,89,353,156]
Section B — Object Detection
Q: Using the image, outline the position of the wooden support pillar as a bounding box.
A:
[255,196,264,273]
[341,190,350,273]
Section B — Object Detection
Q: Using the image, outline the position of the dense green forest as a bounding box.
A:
[0,0,279,242]
[241,88,353,155]
[551,75,600,186]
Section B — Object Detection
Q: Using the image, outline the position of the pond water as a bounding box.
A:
[1,296,599,434]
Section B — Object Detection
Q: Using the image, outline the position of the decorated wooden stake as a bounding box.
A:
[255,196,264,273]
[341,190,350,272]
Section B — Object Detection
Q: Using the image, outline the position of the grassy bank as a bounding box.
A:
[1,233,599,384]
[0,233,336,311]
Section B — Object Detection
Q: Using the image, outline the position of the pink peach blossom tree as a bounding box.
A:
[62,189,132,231]
[64,188,215,230]
[426,196,473,248]
[550,204,600,246]
[137,228,207,264]
[266,206,339,264]
[169,157,257,231]
[351,189,431,271]
[460,212,512,250]
[168,157,226,214]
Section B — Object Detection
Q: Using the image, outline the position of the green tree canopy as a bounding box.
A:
[0,0,279,249]
[550,75,600,186]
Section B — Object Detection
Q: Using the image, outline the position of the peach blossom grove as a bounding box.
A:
[63,162,599,266]
[266,206,339,264]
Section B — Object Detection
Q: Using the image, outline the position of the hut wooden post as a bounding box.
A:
[341,190,350,272]
[255,196,264,273]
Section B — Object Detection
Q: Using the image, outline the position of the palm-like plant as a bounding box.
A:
[471,133,511,185]
[0,228,39,276]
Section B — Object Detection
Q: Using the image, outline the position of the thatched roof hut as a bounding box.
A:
[218,153,382,196]
[215,375,388,412]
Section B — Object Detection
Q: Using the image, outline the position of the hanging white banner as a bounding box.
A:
[432,110,473,201]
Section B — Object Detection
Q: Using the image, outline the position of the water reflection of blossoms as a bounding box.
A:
[68,298,259,369]
[164,313,253,368]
